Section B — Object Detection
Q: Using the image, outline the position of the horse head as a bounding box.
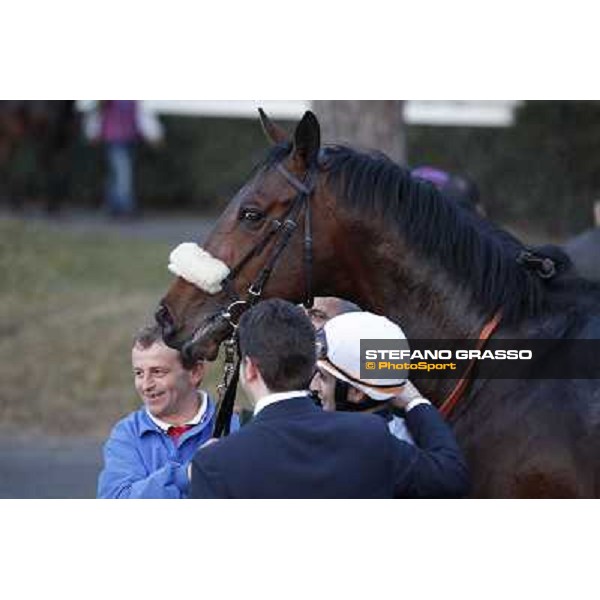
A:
[157,107,554,363]
[157,110,340,361]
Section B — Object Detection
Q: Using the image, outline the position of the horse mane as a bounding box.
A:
[310,145,545,324]
[260,142,600,326]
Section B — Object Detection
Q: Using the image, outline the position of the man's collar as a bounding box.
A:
[145,391,208,432]
[253,390,309,416]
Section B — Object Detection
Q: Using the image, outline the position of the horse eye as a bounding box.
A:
[239,207,264,223]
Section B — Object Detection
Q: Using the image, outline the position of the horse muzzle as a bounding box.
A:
[181,312,234,362]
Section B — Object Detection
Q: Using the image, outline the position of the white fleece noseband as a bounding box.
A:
[168,243,230,295]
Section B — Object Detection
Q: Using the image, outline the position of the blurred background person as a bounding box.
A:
[39,101,79,216]
[0,100,39,211]
[563,200,600,282]
[0,101,79,215]
[83,100,163,219]
[0,101,22,208]
[411,165,486,216]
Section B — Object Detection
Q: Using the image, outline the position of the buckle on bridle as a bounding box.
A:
[248,284,262,298]
[221,300,249,329]
[283,219,298,232]
[516,249,557,280]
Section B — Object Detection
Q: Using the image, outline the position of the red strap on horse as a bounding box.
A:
[439,311,503,419]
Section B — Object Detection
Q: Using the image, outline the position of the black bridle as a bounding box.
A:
[218,160,318,330]
[212,160,318,438]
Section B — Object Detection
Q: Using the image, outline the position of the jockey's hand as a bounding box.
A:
[391,380,427,410]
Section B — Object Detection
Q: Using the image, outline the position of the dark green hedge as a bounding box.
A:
[408,101,600,236]
[6,102,600,236]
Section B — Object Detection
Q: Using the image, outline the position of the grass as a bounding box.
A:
[0,217,230,437]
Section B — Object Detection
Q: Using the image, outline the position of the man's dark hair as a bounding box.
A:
[238,299,316,392]
[132,323,199,370]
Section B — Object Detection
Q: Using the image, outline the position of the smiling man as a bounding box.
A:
[97,324,233,498]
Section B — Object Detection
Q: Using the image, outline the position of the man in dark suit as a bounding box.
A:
[190,299,469,498]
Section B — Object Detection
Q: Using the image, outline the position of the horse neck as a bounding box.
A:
[332,227,488,339]
[327,225,495,401]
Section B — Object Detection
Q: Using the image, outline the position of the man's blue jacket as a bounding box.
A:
[98,398,229,499]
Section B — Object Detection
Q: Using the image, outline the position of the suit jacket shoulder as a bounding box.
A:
[191,397,469,498]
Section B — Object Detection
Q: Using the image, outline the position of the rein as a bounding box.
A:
[438,310,503,419]
[212,335,240,438]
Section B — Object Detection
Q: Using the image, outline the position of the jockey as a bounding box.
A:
[310,311,419,444]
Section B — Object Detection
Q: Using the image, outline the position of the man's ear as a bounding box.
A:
[189,361,206,387]
[242,356,260,383]
[290,110,321,171]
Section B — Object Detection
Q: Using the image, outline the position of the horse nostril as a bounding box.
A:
[155,303,174,333]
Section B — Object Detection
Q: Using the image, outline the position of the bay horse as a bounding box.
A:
[157,110,600,498]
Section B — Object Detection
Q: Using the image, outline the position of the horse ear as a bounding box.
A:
[258,108,289,145]
[291,111,321,169]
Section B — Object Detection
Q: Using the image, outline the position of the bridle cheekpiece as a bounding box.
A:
[168,159,318,335]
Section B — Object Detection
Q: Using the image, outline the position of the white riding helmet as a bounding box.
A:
[317,312,409,401]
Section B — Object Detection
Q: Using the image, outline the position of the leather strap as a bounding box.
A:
[439,311,503,419]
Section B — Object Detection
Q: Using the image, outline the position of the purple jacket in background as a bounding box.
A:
[100,100,139,143]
